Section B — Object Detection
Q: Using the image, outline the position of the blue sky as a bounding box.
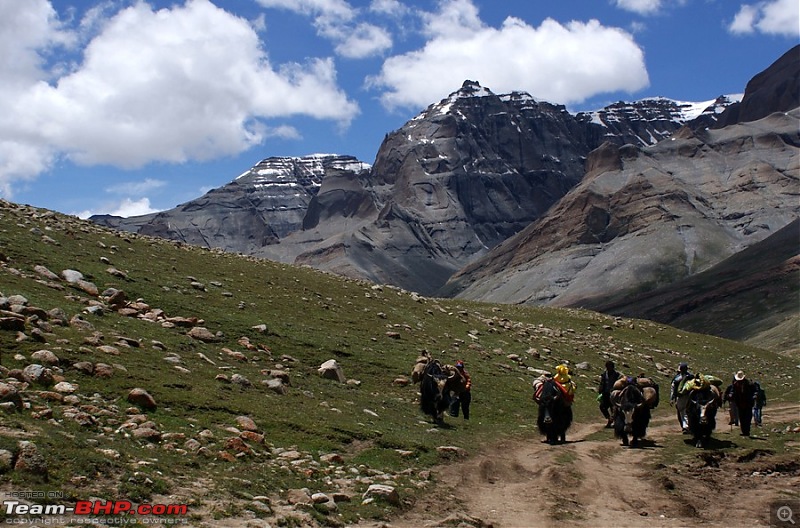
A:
[1,0,797,218]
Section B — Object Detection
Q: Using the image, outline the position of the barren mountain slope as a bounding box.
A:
[442,109,799,310]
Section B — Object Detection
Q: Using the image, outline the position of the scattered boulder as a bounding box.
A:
[235,416,258,432]
[75,280,99,297]
[286,488,312,506]
[14,441,48,480]
[93,363,114,378]
[262,378,287,395]
[127,388,157,411]
[132,428,162,442]
[187,327,219,342]
[0,317,26,332]
[318,359,346,383]
[53,382,77,394]
[0,382,23,411]
[60,270,84,283]
[0,449,13,472]
[72,362,94,375]
[230,374,252,387]
[362,484,400,506]
[31,350,59,365]
[33,266,60,281]
[22,364,54,386]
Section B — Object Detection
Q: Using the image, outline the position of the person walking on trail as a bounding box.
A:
[723,380,739,426]
[753,381,766,427]
[669,362,692,432]
[731,370,757,436]
[598,360,621,428]
[449,360,472,420]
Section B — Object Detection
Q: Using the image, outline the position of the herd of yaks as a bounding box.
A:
[413,355,726,449]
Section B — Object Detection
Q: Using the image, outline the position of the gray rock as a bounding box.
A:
[22,364,54,386]
[318,359,346,383]
[0,449,13,472]
[31,350,59,365]
[0,382,22,411]
[362,484,400,506]
[14,441,48,478]
[127,388,157,411]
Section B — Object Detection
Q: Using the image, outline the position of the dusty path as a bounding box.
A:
[358,404,800,528]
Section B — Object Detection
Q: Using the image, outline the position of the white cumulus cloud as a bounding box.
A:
[729,0,800,36]
[0,0,358,199]
[614,0,663,15]
[369,0,650,110]
[257,0,392,58]
[105,178,167,196]
[76,197,159,219]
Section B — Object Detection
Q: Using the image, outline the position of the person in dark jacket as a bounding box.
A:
[752,381,766,427]
[723,381,739,426]
[731,370,757,436]
[598,361,621,427]
[448,360,472,420]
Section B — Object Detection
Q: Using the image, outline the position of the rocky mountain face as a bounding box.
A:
[92,82,735,295]
[714,45,800,128]
[444,109,800,302]
[442,46,800,344]
[93,154,370,255]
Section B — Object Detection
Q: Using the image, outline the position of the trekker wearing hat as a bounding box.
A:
[597,361,622,428]
[723,376,739,427]
[448,360,472,420]
[669,362,692,433]
[731,370,756,436]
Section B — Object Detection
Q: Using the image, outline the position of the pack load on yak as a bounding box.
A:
[611,374,659,409]
[414,352,471,425]
[533,368,575,445]
[533,365,576,405]
[681,373,724,447]
[680,374,723,394]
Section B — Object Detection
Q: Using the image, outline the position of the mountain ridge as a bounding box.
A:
[92,85,739,285]
[90,45,800,349]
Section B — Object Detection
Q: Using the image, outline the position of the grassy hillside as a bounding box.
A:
[0,199,797,526]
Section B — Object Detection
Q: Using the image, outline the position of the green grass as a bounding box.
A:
[0,200,798,525]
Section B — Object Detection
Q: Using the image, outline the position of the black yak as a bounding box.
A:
[612,383,652,447]
[686,385,721,448]
[419,359,466,424]
[536,378,573,444]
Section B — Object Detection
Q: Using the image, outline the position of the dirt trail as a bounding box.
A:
[359,404,800,528]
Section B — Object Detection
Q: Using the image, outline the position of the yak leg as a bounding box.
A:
[548,428,558,445]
